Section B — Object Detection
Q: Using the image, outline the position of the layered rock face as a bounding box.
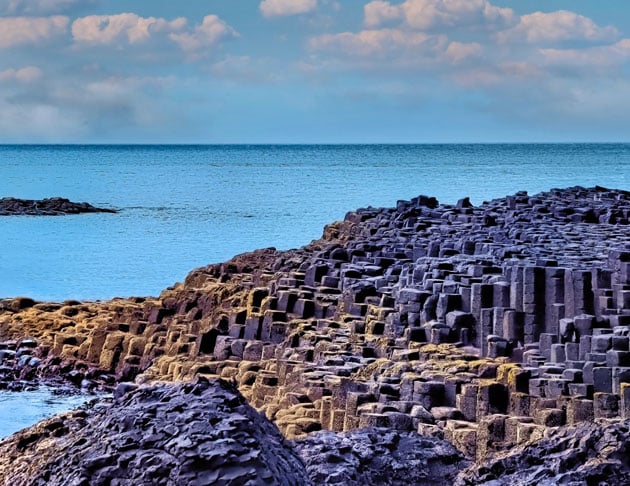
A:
[1,186,630,465]
[0,197,117,215]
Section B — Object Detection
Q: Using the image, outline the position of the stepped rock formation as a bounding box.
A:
[0,197,117,215]
[1,186,630,482]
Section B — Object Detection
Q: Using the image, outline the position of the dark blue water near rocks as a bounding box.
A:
[1,144,627,302]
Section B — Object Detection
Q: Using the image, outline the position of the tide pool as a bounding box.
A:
[0,387,95,439]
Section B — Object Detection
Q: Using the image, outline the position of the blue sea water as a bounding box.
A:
[0,143,629,439]
[0,387,93,438]
[1,144,628,302]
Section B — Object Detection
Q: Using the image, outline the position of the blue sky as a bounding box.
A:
[0,0,629,143]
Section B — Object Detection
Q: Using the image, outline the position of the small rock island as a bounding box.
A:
[0,197,117,216]
[1,186,629,485]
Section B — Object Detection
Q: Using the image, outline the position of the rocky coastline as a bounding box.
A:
[0,197,117,216]
[1,186,629,484]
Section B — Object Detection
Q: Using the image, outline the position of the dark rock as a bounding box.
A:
[294,427,469,485]
[0,197,117,216]
[456,419,630,485]
[0,378,310,485]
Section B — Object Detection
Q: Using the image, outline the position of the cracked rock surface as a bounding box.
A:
[456,418,630,485]
[0,378,309,486]
[294,427,469,485]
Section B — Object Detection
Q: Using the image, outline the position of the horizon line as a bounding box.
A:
[1,141,629,147]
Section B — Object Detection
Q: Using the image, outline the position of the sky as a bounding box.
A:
[0,0,629,143]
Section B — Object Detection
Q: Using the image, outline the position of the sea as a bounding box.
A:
[0,143,629,438]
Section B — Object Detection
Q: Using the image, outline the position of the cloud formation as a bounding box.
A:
[311,0,628,76]
[72,13,186,45]
[260,0,317,18]
[0,1,628,142]
[0,0,89,15]
[311,0,515,67]
[0,66,43,83]
[0,16,69,48]
[364,0,513,30]
[70,13,236,56]
[0,71,178,141]
[169,15,237,53]
[498,10,618,45]
[445,41,481,63]
[311,29,445,58]
[541,39,630,69]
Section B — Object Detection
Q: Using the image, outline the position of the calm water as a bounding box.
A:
[0,387,92,438]
[1,144,628,301]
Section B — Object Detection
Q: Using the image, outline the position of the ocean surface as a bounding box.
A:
[1,143,628,302]
[0,143,629,438]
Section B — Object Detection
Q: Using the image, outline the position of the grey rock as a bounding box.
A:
[294,427,469,485]
[456,419,630,485]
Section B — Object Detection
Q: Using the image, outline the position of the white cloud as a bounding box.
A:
[260,0,317,18]
[364,1,401,27]
[540,39,630,68]
[363,0,514,31]
[310,28,446,57]
[0,66,43,82]
[169,15,237,53]
[403,0,514,30]
[498,10,618,45]
[71,13,236,57]
[72,13,186,45]
[445,41,481,63]
[0,16,69,48]
[0,0,91,14]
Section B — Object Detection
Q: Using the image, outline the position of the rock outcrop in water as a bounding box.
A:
[1,186,630,484]
[0,197,117,215]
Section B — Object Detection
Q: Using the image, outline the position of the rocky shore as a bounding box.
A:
[0,197,117,215]
[1,186,629,484]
